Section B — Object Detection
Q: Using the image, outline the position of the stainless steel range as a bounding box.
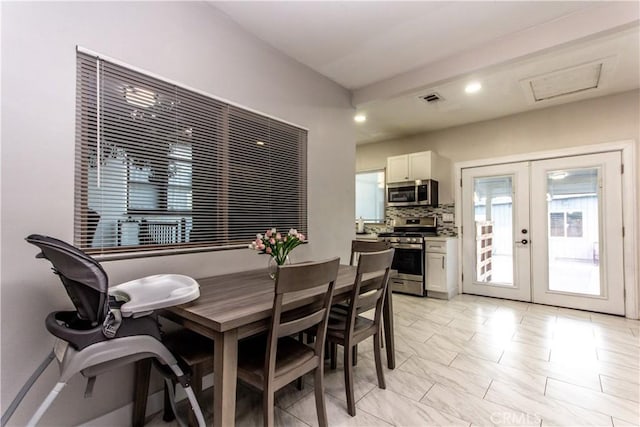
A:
[378,217,437,296]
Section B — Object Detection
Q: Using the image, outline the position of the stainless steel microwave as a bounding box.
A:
[387,180,438,207]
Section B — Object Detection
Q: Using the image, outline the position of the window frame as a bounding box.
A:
[355,169,386,224]
[75,48,308,259]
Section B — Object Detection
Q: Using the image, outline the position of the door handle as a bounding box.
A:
[516,239,529,245]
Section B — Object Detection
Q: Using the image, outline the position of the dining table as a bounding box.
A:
[132,264,396,427]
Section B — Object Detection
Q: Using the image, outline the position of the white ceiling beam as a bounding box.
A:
[351,2,640,107]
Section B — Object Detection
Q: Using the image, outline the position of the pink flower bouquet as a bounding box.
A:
[249,228,305,265]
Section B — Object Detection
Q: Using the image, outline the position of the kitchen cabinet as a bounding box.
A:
[387,151,431,182]
[424,237,458,299]
[386,151,452,203]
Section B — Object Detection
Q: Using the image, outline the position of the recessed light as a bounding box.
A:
[465,82,482,94]
[256,141,265,146]
[354,114,366,123]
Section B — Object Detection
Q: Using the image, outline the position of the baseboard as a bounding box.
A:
[76,389,164,427]
[76,373,214,426]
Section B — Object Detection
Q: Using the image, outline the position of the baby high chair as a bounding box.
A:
[1,235,205,427]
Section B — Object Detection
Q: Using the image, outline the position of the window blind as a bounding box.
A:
[75,51,307,257]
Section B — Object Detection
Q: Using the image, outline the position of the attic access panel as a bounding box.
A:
[519,57,616,103]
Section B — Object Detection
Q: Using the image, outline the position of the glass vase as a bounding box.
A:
[268,255,291,280]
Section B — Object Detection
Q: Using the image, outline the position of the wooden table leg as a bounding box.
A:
[132,358,152,427]
[213,329,238,427]
[382,286,396,369]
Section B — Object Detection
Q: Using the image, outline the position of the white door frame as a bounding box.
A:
[454,140,638,319]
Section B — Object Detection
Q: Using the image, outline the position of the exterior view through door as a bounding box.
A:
[462,152,625,315]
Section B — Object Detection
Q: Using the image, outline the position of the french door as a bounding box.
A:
[462,162,531,301]
[462,152,625,315]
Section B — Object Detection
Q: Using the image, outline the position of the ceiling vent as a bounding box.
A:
[520,57,615,104]
[420,92,444,103]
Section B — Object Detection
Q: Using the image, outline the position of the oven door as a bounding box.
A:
[391,244,424,281]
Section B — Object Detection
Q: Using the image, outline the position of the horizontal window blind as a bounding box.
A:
[75,51,307,256]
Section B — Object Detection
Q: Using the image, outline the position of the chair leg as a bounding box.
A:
[26,381,66,427]
[188,365,203,427]
[162,381,176,422]
[343,344,356,416]
[296,375,304,391]
[133,359,152,427]
[373,333,386,390]
[330,342,337,370]
[263,389,275,427]
[314,366,328,427]
[352,345,358,366]
[165,363,206,427]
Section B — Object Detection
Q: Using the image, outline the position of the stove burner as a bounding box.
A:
[379,216,437,244]
[377,232,436,238]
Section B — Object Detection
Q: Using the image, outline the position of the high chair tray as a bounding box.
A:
[109,274,200,316]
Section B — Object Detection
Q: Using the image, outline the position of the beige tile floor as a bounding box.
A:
[149,293,640,426]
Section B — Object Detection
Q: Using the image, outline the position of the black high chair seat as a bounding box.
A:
[1,235,206,427]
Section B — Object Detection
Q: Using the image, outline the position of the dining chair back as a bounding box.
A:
[340,240,393,365]
[349,240,391,266]
[327,248,394,416]
[237,257,340,427]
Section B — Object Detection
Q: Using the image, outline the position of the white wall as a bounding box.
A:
[0,2,355,425]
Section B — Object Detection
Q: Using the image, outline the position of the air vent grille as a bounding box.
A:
[420,93,443,103]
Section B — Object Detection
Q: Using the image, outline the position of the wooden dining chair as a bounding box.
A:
[349,239,392,266]
[326,249,394,416]
[236,257,340,427]
[342,239,392,365]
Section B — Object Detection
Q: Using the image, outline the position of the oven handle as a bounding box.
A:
[390,243,424,250]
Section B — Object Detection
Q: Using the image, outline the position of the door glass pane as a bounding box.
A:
[546,168,600,295]
[474,176,513,285]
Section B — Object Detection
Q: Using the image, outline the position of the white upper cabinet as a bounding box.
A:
[386,155,413,182]
[387,151,438,182]
[408,151,431,180]
[386,151,452,203]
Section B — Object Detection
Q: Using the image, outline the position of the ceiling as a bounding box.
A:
[211,1,640,144]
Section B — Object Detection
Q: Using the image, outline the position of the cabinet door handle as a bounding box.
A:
[442,256,445,269]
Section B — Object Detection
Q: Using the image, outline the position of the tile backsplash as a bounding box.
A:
[387,204,457,236]
[363,204,457,236]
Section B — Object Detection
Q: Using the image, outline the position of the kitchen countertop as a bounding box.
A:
[424,235,458,241]
[355,233,379,241]
[355,234,458,241]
